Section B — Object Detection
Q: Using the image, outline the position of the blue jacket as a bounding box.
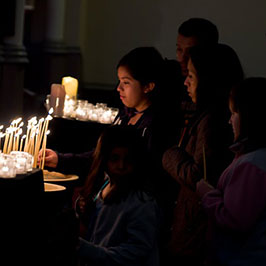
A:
[78,191,161,266]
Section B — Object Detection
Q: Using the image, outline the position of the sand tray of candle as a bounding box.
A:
[43,169,79,182]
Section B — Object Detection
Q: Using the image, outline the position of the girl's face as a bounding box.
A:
[229,101,240,141]
[106,147,134,183]
[184,59,198,103]
[117,66,152,111]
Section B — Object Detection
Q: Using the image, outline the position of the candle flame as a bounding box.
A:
[16,117,22,124]
[48,108,54,115]
[46,115,53,121]
[28,116,37,123]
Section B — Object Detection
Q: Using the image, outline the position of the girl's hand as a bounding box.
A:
[37,148,58,168]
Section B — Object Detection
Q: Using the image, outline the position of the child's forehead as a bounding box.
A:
[110,146,130,154]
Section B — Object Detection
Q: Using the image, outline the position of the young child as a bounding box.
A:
[75,125,161,266]
[197,77,266,266]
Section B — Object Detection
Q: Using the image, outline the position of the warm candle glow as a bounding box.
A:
[62,76,78,99]
[0,132,5,151]
[48,108,54,115]
[19,135,26,152]
[16,117,22,124]
[1,115,52,176]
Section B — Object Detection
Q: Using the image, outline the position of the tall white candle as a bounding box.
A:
[20,135,26,152]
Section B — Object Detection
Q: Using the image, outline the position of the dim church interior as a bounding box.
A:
[0,0,121,126]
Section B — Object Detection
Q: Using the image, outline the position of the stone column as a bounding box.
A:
[64,0,82,92]
[42,0,82,96]
[45,0,65,48]
[24,0,82,101]
[0,0,28,123]
[41,0,68,93]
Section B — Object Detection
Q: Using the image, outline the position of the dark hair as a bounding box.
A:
[178,18,219,45]
[162,58,184,101]
[117,47,164,100]
[155,58,184,123]
[229,77,266,144]
[81,125,151,203]
[189,43,244,113]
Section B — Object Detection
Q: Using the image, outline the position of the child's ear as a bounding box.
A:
[144,82,155,93]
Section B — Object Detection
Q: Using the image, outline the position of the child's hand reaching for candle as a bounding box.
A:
[37,148,58,168]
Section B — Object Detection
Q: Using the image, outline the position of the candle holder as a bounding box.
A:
[10,151,34,173]
[0,154,16,178]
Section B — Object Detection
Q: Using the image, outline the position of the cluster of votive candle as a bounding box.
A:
[0,110,53,177]
[0,151,33,178]
[63,99,119,124]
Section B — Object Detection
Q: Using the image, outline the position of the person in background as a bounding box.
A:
[75,125,161,266]
[197,77,266,266]
[176,17,220,124]
[161,43,244,266]
[176,17,219,78]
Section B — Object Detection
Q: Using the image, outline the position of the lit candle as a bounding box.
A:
[39,110,53,169]
[28,126,37,155]
[0,125,3,151]
[36,118,45,148]
[0,132,5,151]
[15,118,22,127]
[40,129,50,169]
[37,109,53,156]
[62,76,78,100]
[33,130,39,168]
[20,135,26,151]
[7,127,16,154]
[33,118,44,167]
[14,129,22,151]
[3,128,11,154]
[24,116,37,152]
